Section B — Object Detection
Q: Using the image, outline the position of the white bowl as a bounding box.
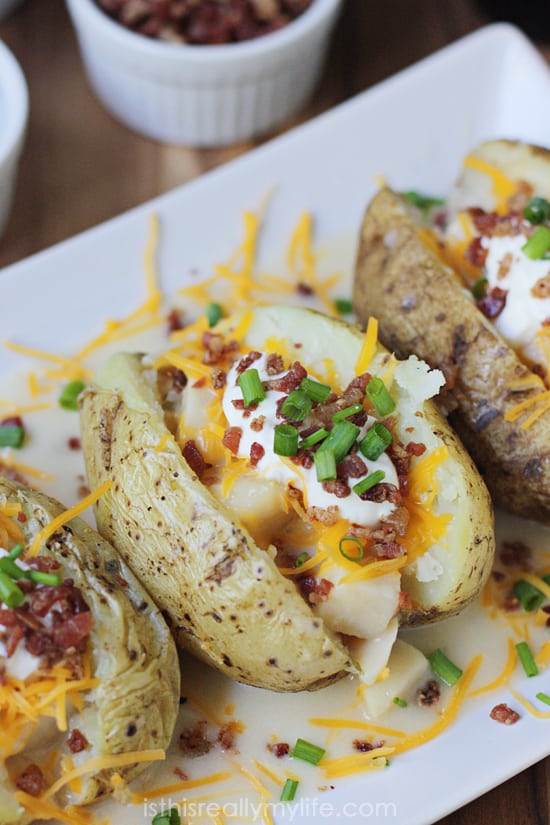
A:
[65,0,343,147]
[0,40,28,241]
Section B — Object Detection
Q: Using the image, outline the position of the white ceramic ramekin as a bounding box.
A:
[0,39,28,241]
[65,0,343,147]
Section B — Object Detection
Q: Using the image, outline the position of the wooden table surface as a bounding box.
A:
[1,1,550,823]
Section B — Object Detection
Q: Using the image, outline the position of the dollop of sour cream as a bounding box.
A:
[222,353,398,528]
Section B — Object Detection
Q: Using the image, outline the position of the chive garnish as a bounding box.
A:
[359,423,392,460]
[281,390,312,422]
[402,191,445,210]
[332,403,363,423]
[334,298,353,315]
[206,301,223,327]
[471,276,488,300]
[316,420,360,464]
[280,778,299,802]
[522,225,550,260]
[353,470,386,496]
[0,425,24,448]
[536,692,550,706]
[25,570,62,586]
[428,648,463,686]
[291,738,325,765]
[366,377,396,417]
[8,544,24,560]
[152,808,181,825]
[273,423,299,457]
[59,380,86,411]
[300,377,331,404]
[339,535,364,563]
[513,579,545,613]
[299,428,329,450]
[0,557,26,580]
[294,552,309,568]
[0,571,25,608]
[393,697,407,708]
[314,449,337,482]
[237,369,265,407]
[516,641,539,677]
[523,197,550,225]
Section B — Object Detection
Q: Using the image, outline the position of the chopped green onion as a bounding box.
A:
[59,380,86,411]
[0,425,24,448]
[152,808,181,825]
[332,403,363,423]
[523,197,550,225]
[314,449,337,482]
[281,390,312,422]
[359,423,392,460]
[402,191,445,210]
[353,470,386,496]
[0,557,26,580]
[316,420,360,464]
[206,301,223,327]
[334,298,353,315]
[0,571,25,608]
[25,570,62,586]
[516,641,539,677]
[542,573,550,587]
[8,544,24,560]
[237,369,266,407]
[522,225,550,260]
[273,423,299,457]
[339,535,364,563]
[536,692,550,706]
[513,579,545,612]
[366,377,396,417]
[291,738,325,765]
[294,552,309,568]
[280,778,299,802]
[300,377,331,404]
[428,648,463,686]
[393,696,407,708]
[299,428,329,450]
[472,276,488,300]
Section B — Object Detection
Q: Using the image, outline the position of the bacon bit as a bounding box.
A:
[179,720,212,756]
[249,442,265,467]
[217,722,240,751]
[77,484,91,498]
[17,512,27,523]
[502,591,520,612]
[68,728,89,754]
[173,767,189,781]
[296,282,314,296]
[532,273,550,299]
[182,440,209,477]
[321,479,351,499]
[68,437,81,450]
[222,426,242,454]
[211,367,227,389]
[497,251,514,281]
[267,742,290,758]
[406,441,427,457]
[468,208,499,236]
[465,236,487,268]
[300,576,334,605]
[476,285,508,319]
[236,351,262,374]
[337,454,367,480]
[490,703,520,725]
[290,450,313,469]
[270,361,307,393]
[166,308,185,333]
[51,611,95,649]
[353,739,383,752]
[307,504,340,526]
[5,623,24,657]
[25,556,61,572]
[157,365,187,398]
[359,482,400,504]
[250,415,266,433]
[265,353,284,375]
[507,180,533,212]
[398,591,412,611]
[1,415,23,428]
[417,679,440,707]
[499,540,532,571]
[202,332,239,366]
[15,764,44,797]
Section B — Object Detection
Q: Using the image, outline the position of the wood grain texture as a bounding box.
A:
[0,0,549,822]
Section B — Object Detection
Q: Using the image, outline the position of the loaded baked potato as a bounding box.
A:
[0,477,179,825]
[354,140,550,522]
[79,305,494,702]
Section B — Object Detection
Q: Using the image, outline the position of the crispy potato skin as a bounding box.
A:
[353,187,550,523]
[0,477,180,817]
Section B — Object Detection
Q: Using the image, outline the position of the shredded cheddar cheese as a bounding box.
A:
[403,446,451,563]
[463,155,517,213]
[355,317,378,375]
[468,638,517,697]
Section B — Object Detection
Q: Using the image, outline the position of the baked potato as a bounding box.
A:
[353,140,550,522]
[78,305,494,698]
[0,476,180,825]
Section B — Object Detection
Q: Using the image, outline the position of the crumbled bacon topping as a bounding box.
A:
[179,720,212,756]
[265,353,284,375]
[68,728,90,754]
[476,286,508,319]
[300,576,334,604]
[465,236,487,268]
[267,361,307,394]
[267,741,290,758]
[15,764,44,797]
[166,308,185,334]
[490,703,520,725]
[249,442,265,467]
[222,426,242,454]
[531,273,550,299]
[321,479,351,498]
[182,440,210,477]
[417,679,440,707]
[236,351,262,374]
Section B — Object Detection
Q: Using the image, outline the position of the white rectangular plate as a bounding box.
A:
[2,22,550,825]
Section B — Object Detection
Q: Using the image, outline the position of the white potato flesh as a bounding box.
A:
[313,571,400,639]
[361,640,429,719]
[347,618,399,686]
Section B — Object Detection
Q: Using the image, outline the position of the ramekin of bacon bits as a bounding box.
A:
[0,40,28,240]
[65,0,343,146]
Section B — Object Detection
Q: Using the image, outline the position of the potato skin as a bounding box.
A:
[0,476,180,818]
[354,186,550,523]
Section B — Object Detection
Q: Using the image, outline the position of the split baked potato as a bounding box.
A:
[78,305,494,697]
[354,139,550,522]
[0,477,180,825]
